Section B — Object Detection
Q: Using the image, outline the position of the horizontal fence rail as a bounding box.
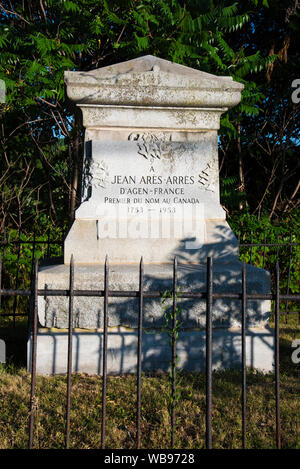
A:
[0,231,63,325]
[1,232,298,325]
[1,287,299,302]
[0,254,299,449]
[237,232,299,320]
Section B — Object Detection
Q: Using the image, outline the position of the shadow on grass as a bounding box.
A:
[0,325,28,369]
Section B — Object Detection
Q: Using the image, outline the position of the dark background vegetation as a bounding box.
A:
[0,0,299,249]
[0,2,299,450]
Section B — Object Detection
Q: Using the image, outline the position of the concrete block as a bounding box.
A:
[38,260,271,330]
[0,339,5,364]
[27,326,274,375]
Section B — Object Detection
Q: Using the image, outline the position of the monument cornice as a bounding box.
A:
[79,104,228,130]
[65,55,244,110]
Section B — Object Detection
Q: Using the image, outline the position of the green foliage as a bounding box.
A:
[228,211,300,303]
[220,176,247,211]
[1,326,300,449]
[160,285,184,445]
[0,1,299,239]
[0,1,246,235]
[161,286,183,342]
[1,224,63,290]
[0,1,274,117]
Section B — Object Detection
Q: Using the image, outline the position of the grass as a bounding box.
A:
[0,314,299,449]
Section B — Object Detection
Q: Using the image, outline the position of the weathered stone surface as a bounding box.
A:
[63,55,244,264]
[28,56,273,375]
[80,105,224,130]
[38,259,270,330]
[64,218,238,264]
[0,339,5,364]
[28,326,274,375]
[64,55,243,108]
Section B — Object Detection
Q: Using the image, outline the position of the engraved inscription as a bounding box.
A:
[128,132,171,165]
[90,159,109,189]
[198,163,215,192]
[82,156,109,201]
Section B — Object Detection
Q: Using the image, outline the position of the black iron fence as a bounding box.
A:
[237,231,299,321]
[0,253,300,449]
[0,230,299,325]
[0,231,63,325]
[0,231,299,449]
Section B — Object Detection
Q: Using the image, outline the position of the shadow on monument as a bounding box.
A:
[28,326,274,375]
[32,224,274,375]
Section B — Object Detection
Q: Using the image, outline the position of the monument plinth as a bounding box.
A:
[28,56,274,375]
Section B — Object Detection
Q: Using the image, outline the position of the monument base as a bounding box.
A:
[0,339,5,364]
[37,260,271,330]
[28,259,274,374]
[27,326,274,375]
[64,219,239,264]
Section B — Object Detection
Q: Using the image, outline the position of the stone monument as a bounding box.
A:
[28,56,274,374]
[0,338,5,365]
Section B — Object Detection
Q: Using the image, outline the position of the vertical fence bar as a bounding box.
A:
[30,230,36,282]
[262,232,267,269]
[12,230,22,327]
[3,230,7,274]
[275,261,281,449]
[28,256,38,449]
[101,255,109,449]
[136,257,144,449]
[276,230,280,262]
[285,234,293,323]
[250,232,253,265]
[241,261,247,449]
[1,231,7,312]
[65,254,74,449]
[206,257,213,449]
[46,230,51,258]
[275,229,280,324]
[171,256,178,449]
